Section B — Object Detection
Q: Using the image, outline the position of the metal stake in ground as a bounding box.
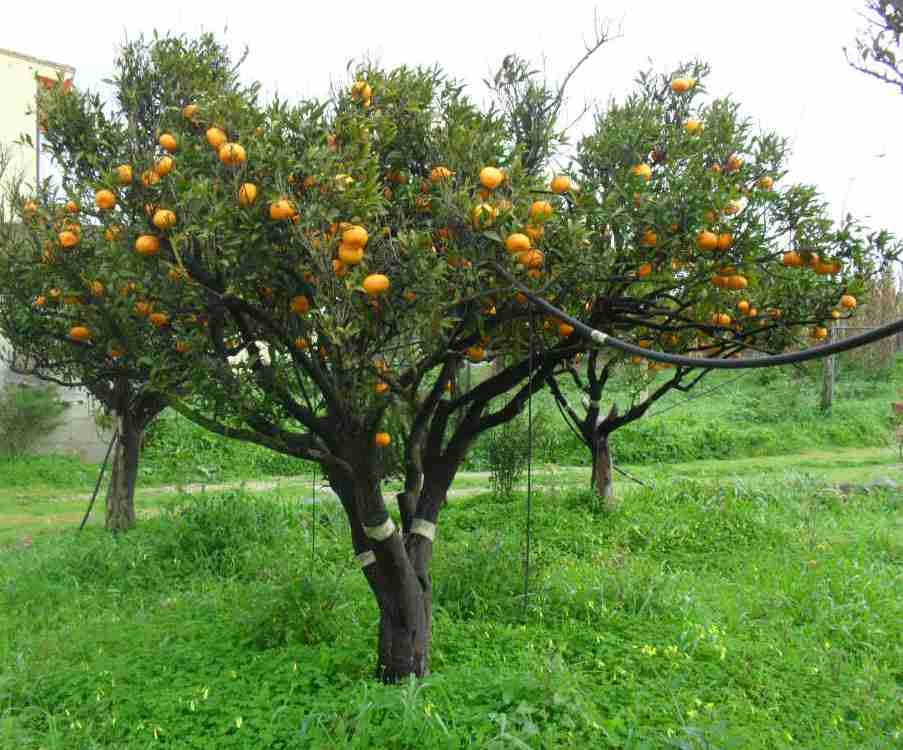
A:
[78,429,119,531]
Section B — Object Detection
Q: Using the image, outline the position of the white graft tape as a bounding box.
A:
[591,330,608,344]
[410,519,436,541]
[357,550,376,568]
[363,518,396,542]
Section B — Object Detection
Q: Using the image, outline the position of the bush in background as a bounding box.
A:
[0,383,69,456]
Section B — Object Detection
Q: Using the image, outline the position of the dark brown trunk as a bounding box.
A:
[104,416,141,531]
[591,432,614,499]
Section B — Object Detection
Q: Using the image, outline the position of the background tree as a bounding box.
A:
[533,63,897,497]
[27,33,897,683]
[847,0,903,93]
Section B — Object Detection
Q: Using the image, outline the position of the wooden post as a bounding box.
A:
[821,325,836,412]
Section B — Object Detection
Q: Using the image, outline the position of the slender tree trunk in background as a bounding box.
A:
[104,413,142,531]
[591,432,614,499]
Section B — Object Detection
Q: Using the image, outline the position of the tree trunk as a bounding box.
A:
[591,432,614,499]
[104,415,142,531]
[372,532,432,682]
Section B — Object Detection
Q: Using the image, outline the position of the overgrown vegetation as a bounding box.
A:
[1,478,899,748]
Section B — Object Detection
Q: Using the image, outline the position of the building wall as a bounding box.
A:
[0,50,112,462]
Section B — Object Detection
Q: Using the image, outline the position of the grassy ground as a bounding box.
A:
[1,477,900,748]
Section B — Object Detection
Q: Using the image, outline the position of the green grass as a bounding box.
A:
[1,478,900,748]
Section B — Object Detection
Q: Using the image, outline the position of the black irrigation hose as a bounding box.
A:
[490,263,903,370]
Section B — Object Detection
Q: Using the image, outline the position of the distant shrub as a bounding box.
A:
[0,383,69,456]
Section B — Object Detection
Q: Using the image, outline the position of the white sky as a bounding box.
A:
[4,0,902,238]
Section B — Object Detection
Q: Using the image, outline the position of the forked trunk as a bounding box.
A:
[591,431,614,499]
[105,416,142,531]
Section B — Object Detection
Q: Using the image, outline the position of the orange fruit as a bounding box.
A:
[374,432,391,447]
[712,313,732,326]
[95,190,117,210]
[290,295,311,314]
[550,175,572,194]
[109,346,125,359]
[149,312,169,328]
[135,235,161,256]
[839,294,856,310]
[338,243,365,265]
[238,183,258,207]
[632,163,652,181]
[480,166,504,190]
[831,309,841,319]
[727,275,748,290]
[505,233,531,254]
[430,166,453,183]
[35,295,47,307]
[342,225,369,248]
[472,202,498,228]
[638,262,653,278]
[152,209,177,230]
[737,300,750,314]
[671,78,692,93]
[519,249,545,269]
[90,281,105,297]
[530,200,554,220]
[141,169,160,187]
[525,224,544,242]
[182,104,198,120]
[175,341,192,354]
[726,154,743,172]
[757,176,774,190]
[159,133,178,152]
[69,326,92,341]
[782,251,802,268]
[154,155,174,176]
[467,345,486,362]
[206,127,227,149]
[685,118,704,134]
[375,382,390,395]
[58,230,80,248]
[812,326,828,341]
[115,164,133,184]
[749,307,758,317]
[363,274,390,296]
[717,233,734,251]
[558,322,575,337]
[641,230,658,247]
[65,200,79,214]
[332,259,349,277]
[269,199,296,220]
[697,231,718,251]
[294,337,309,350]
[219,142,246,166]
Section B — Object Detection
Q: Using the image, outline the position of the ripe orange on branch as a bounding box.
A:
[550,175,572,194]
[338,244,364,265]
[505,233,531,254]
[363,274,390,296]
[840,294,857,309]
[95,190,117,209]
[159,133,178,152]
[218,142,246,166]
[69,326,92,341]
[238,183,258,206]
[135,235,161,256]
[342,225,369,248]
[697,231,718,251]
[152,209,177,230]
[206,127,227,149]
[430,166,453,183]
[290,295,311,314]
[115,164,132,184]
[529,200,553,220]
[149,312,170,328]
[155,156,174,176]
[479,166,504,190]
[374,432,391,447]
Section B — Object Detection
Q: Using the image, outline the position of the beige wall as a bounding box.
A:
[0,48,74,192]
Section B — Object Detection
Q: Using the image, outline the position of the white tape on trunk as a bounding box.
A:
[357,550,376,568]
[363,518,396,542]
[591,330,608,344]
[410,518,436,541]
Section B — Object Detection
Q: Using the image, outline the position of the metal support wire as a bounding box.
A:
[523,308,535,619]
[78,429,119,531]
[311,464,317,562]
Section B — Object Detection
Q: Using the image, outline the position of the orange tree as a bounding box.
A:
[0,35,253,530]
[26,34,899,681]
[532,64,899,497]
